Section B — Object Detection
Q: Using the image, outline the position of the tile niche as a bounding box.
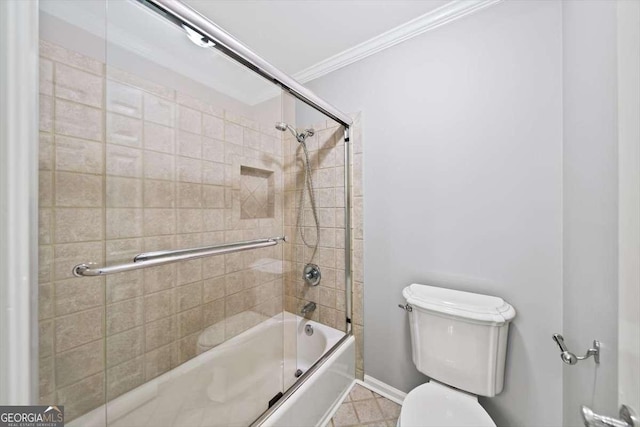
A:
[240,165,275,219]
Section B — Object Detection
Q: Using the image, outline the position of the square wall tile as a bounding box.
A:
[203,115,224,140]
[106,144,142,178]
[55,136,103,174]
[55,172,103,208]
[144,122,174,154]
[55,99,102,142]
[144,93,175,126]
[55,339,104,388]
[144,180,175,208]
[106,208,143,239]
[144,151,175,181]
[55,308,104,353]
[178,106,202,134]
[54,277,104,316]
[55,63,103,108]
[107,176,143,208]
[106,81,142,118]
[54,208,103,243]
[107,113,142,148]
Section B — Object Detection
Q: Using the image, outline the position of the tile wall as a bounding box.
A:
[38,40,286,420]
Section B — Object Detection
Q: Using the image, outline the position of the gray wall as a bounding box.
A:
[300,1,623,425]
[303,2,564,425]
[562,1,619,425]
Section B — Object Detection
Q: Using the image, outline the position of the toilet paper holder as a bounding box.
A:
[552,333,600,365]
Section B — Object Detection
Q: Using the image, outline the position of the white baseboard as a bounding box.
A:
[362,375,407,405]
[317,376,406,426]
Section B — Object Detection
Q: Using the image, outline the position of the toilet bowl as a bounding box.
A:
[398,381,495,427]
[398,283,516,427]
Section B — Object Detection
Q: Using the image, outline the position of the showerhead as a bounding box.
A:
[274,122,315,143]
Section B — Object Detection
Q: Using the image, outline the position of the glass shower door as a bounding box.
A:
[36,0,293,425]
[102,1,289,425]
[37,1,108,425]
[38,0,353,424]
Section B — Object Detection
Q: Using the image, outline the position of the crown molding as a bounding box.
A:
[293,0,502,84]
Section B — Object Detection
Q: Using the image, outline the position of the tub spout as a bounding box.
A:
[301,302,316,315]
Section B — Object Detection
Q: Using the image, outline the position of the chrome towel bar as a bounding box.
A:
[72,236,286,277]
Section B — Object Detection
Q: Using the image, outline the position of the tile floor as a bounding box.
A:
[328,383,402,427]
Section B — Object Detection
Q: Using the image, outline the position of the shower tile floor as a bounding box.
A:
[328,383,402,427]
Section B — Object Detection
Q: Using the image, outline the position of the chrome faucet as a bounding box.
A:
[301,301,316,315]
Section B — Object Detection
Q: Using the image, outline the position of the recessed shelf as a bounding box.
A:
[240,165,275,219]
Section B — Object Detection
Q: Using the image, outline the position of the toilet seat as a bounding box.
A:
[398,381,496,427]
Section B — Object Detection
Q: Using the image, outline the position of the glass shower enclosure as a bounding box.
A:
[37,0,353,425]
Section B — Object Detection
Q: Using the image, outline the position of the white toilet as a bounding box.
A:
[398,283,516,427]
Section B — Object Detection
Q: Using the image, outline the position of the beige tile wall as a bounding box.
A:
[38,40,286,420]
[352,115,364,380]
[282,113,364,379]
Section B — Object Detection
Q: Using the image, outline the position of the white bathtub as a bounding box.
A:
[69,312,354,427]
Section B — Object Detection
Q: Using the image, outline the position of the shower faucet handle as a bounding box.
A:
[303,264,321,286]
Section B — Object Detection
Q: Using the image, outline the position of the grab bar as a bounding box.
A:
[72,236,286,277]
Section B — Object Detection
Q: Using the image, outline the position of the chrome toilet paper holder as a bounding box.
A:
[552,333,600,365]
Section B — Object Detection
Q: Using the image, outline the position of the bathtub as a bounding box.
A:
[69,312,354,427]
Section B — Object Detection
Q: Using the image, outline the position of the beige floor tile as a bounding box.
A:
[353,399,384,423]
[349,383,375,401]
[331,384,403,427]
[376,397,401,419]
[333,402,359,427]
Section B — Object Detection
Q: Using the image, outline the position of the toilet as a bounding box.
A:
[398,283,516,427]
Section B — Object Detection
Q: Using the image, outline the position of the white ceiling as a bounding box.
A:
[40,0,455,106]
[183,0,449,76]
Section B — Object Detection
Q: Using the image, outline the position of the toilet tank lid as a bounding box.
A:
[402,284,516,325]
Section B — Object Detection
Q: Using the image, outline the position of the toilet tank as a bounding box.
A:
[402,283,516,397]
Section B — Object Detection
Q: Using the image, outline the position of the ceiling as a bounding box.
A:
[183,0,449,76]
[39,0,455,106]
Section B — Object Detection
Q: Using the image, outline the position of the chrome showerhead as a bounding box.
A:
[274,122,315,143]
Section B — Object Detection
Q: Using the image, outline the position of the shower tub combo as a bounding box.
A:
[36,0,356,425]
[70,315,354,427]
